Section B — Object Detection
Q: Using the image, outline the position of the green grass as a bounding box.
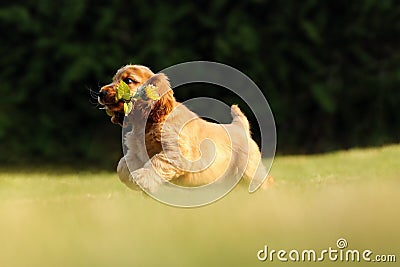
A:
[1,145,399,267]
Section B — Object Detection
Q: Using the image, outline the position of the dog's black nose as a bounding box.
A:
[99,90,107,99]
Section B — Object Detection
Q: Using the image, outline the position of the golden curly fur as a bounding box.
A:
[99,65,273,192]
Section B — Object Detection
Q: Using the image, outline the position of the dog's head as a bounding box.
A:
[98,64,175,126]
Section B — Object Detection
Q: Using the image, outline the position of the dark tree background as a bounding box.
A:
[0,0,399,169]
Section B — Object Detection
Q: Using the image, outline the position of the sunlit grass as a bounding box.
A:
[0,145,399,267]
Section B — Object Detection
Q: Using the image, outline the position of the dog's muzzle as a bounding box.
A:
[98,90,107,100]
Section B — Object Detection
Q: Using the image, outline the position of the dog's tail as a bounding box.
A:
[231,105,250,132]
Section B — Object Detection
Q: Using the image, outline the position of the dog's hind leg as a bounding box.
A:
[242,140,273,192]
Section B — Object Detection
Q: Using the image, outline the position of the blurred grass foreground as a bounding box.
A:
[0,145,399,267]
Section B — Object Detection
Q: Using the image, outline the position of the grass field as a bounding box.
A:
[0,145,399,267]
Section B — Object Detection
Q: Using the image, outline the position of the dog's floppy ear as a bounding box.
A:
[147,73,175,123]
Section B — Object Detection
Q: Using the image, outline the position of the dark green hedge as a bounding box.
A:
[0,0,399,168]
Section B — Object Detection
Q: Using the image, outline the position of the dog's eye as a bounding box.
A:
[123,78,138,85]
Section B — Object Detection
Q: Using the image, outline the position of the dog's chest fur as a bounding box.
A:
[144,123,162,158]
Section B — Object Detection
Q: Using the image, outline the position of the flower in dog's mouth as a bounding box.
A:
[103,80,161,117]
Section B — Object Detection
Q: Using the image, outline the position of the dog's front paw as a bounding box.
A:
[130,168,165,193]
[117,157,141,191]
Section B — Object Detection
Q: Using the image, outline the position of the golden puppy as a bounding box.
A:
[99,65,272,192]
